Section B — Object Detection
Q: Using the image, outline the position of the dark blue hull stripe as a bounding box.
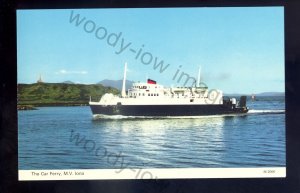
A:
[90,104,248,116]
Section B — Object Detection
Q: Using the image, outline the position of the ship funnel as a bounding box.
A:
[239,96,247,107]
[121,62,127,97]
[197,66,201,87]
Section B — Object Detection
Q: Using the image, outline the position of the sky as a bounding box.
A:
[17,7,284,94]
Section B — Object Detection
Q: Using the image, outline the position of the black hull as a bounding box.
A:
[89,104,248,116]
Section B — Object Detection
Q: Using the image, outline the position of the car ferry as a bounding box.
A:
[89,63,248,116]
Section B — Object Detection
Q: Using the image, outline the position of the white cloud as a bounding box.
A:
[56,69,88,75]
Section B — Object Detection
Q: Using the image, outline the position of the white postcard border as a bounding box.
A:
[19,167,286,181]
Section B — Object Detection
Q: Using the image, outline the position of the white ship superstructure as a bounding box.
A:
[90,82,223,106]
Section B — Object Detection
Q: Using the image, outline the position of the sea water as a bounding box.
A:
[18,96,285,169]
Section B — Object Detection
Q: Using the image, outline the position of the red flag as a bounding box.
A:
[147,79,156,84]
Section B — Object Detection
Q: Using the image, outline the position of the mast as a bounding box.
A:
[121,62,127,97]
[197,66,201,87]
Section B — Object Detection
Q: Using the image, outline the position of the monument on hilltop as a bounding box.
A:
[37,74,43,83]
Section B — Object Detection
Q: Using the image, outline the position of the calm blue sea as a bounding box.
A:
[18,96,285,169]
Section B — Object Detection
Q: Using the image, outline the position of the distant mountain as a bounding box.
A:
[62,80,75,84]
[255,92,285,96]
[224,92,285,97]
[98,79,134,91]
[224,93,247,96]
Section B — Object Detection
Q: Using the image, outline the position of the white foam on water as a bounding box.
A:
[92,113,247,120]
[92,109,285,120]
[248,109,285,114]
[93,114,140,120]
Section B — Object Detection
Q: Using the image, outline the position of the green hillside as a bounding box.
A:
[17,83,120,106]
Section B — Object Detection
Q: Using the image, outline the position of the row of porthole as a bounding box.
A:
[133,86,147,89]
[130,93,160,97]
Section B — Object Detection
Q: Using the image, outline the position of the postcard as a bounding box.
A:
[17,7,285,180]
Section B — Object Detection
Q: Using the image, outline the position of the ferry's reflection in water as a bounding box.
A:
[90,116,243,168]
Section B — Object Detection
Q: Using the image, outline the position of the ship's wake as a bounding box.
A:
[92,109,285,120]
[92,114,145,120]
[247,109,285,114]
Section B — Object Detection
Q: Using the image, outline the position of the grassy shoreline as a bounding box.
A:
[17,102,89,110]
[17,83,119,110]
